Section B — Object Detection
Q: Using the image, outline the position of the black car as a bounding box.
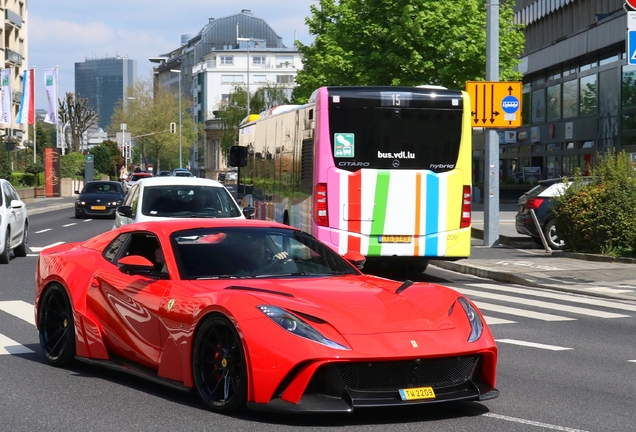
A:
[515,179,570,250]
[75,181,126,219]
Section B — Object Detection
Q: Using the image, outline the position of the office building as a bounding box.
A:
[75,57,137,130]
[474,0,632,184]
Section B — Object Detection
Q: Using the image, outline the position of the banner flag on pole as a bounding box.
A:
[44,68,57,124]
[0,69,11,125]
[17,68,34,125]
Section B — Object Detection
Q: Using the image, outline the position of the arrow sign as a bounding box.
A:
[465,81,522,128]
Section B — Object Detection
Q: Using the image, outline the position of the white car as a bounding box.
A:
[0,179,29,264]
[114,177,246,228]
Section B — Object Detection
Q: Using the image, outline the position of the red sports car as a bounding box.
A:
[35,219,498,414]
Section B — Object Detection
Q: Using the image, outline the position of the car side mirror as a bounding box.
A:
[242,206,255,219]
[116,205,133,218]
[9,199,24,209]
[117,255,154,275]
[343,251,366,269]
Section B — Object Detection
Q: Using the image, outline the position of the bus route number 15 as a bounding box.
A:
[381,91,411,107]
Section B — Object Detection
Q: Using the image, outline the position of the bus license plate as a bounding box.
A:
[399,386,436,401]
[379,235,412,243]
[91,206,106,210]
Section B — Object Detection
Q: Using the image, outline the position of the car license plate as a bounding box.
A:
[399,386,436,401]
[91,206,106,210]
[379,235,412,243]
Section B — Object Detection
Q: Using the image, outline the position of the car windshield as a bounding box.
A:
[141,185,241,218]
[171,227,359,279]
[83,182,123,194]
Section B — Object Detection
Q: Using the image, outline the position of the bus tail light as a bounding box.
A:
[460,185,471,229]
[314,183,329,226]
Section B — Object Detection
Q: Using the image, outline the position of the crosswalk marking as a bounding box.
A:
[475,301,575,322]
[496,339,573,351]
[0,300,35,325]
[468,283,636,312]
[0,334,34,355]
[483,316,517,325]
[455,287,629,319]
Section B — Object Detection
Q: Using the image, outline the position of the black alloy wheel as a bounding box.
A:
[38,284,76,366]
[13,224,28,257]
[192,315,247,413]
[0,229,10,264]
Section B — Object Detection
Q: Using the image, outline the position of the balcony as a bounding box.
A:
[5,48,22,66]
[5,9,22,29]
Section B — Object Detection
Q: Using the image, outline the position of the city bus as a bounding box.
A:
[235,86,472,272]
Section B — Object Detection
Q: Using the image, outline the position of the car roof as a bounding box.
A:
[119,218,295,236]
[136,176,226,188]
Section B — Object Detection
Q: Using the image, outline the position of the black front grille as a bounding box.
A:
[336,356,479,391]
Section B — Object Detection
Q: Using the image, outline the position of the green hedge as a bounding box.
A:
[552,151,636,257]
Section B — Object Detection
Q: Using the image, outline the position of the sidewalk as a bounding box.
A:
[24,196,636,303]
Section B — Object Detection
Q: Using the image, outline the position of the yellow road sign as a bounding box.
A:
[465,81,522,128]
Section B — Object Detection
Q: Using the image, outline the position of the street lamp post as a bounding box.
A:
[170,69,183,168]
[236,37,252,115]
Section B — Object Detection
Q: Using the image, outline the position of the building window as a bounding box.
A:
[252,75,267,83]
[522,83,530,125]
[531,88,545,123]
[547,84,561,121]
[221,75,244,83]
[275,56,294,68]
[220,56,234,65]
[622,65,636,109]
[276,75,294,84]
[562,79,578,118]
[221,94,229,102]
[599,55,618,67]
[580,74,597,116]
[253,56,265,65]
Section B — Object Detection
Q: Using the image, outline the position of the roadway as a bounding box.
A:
[0,207,634,431]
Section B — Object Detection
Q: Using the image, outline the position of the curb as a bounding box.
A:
[27,203,75,216]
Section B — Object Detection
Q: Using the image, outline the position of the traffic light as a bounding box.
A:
[170,122,176,133]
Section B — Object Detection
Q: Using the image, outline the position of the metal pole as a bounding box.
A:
[483,0,500,247]
[246,42,250,115]
[178,72,182,168]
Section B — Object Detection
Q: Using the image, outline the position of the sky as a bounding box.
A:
[28,0,318,110]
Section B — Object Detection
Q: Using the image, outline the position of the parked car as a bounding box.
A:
[515,178,583,250]
[125,172,153,190]
[35,218,498,414]
[75,180,126,219]
[0,179,28,264]
[172,168,194,177]
[114,177,246,228]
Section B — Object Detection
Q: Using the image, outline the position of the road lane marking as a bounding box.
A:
[0,334,34,355]
[474,301,575,321]
[469,283,636,312]
[62,223,76,227]
[456,288,629,319]
[496,339,573,351]
[483,316,516,325]
[483,413,589,431]
[29,242,65,253]
[0,300,35,325]
[34,228,52,234]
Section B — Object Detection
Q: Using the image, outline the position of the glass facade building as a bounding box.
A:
[75,57,137,129]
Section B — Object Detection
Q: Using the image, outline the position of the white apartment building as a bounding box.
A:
[2,0,28,146]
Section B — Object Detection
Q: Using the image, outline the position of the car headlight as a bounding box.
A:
[109,200,123,206]
[76,200,85,205]
[457,297,483,342]
[257,305,349,350]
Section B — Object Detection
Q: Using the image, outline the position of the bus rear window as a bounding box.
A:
[329,107,463,172]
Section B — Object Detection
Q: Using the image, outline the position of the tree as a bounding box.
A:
[89,140,123,178]
[212,83,292,159]
[58,93,99,152]
[0,142,10,180]
[292,0,525,103]
[110,79,195,172]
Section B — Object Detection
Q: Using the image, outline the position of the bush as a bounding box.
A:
[552,151,636,256]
